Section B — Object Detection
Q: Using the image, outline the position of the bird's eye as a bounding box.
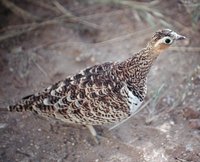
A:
[164,38,172,44]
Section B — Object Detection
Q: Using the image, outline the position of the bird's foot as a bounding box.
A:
[86,125,101,144]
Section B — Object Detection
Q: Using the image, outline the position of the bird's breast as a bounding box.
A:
[120,83,143,114]
[127,90,143,113]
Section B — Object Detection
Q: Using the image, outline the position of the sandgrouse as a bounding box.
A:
[8,29,185,140]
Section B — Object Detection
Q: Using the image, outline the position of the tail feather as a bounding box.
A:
[8,92,48,112]
[7,81,61,113]
[8,103,31,112]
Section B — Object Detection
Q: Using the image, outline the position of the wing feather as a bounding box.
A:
[9,62,132,124]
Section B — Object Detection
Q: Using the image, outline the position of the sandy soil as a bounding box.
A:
[0,0,200,162]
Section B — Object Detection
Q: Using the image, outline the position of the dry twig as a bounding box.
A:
[53,0,101,30]
[0,15,66,42]
[26,0,60,14]
[0,0,40,21]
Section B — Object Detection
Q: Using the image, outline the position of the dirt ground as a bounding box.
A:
[0,0,200,162]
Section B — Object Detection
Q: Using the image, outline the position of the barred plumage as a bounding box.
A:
[8,29,185,139]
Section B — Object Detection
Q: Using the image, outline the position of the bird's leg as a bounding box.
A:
[86,125,100,144]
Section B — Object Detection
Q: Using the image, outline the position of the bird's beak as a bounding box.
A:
[171,31,186,40]
[175,34,186,40]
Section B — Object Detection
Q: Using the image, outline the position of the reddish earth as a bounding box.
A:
[0,1,199,162]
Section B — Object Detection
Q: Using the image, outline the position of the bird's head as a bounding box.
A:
[148,29,186,55]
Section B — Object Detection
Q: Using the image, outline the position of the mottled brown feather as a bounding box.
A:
[8,29,185,126]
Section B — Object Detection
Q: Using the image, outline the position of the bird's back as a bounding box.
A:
[9,62,143,125]
[8,29,186,126]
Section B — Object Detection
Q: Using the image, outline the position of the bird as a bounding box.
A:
[7,29,185,142]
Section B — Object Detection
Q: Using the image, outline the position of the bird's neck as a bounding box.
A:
[114,47,158,84]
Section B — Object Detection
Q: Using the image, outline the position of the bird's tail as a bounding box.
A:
[8,92,48,113]
[7,81,60,113]
[8,94,36,112]
[8,102,31,112]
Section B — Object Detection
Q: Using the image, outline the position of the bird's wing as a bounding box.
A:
[9,62,130,124]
